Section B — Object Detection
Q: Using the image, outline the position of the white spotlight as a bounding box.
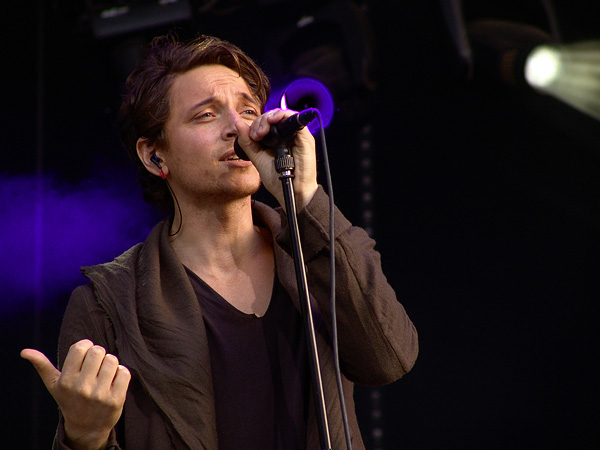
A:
[468,20,600,121]
[526,41,600,120]
[525,45,561,89]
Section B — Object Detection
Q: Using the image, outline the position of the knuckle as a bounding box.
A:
[56,375,73,392]
[103,353,119,366]
[104,395,121,409]
[70,339,92,353]
[89,390,106,404]
[89,345,107,357]
[74,383,93,399]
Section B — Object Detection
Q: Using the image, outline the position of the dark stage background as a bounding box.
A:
[2,1,599,449]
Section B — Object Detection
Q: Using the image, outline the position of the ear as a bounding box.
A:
[136,137,169,178]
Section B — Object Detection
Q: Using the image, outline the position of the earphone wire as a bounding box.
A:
[151,155,183,237]
[165,178,182,237]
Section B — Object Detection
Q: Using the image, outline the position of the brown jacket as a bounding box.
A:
[54,187,418,450]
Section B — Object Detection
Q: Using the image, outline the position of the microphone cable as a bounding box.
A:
[313,110,353,450]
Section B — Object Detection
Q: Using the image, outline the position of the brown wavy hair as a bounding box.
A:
[117,34,271,212]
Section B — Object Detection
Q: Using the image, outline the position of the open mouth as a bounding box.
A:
[221,150,242,162]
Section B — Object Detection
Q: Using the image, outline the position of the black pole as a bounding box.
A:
[274,144,332,450]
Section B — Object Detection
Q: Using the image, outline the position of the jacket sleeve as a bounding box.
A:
[276,186,418,386]
[52,285,122,450]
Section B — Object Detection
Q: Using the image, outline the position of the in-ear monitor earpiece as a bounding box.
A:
[150,155,167,180]
[150,154,162,169]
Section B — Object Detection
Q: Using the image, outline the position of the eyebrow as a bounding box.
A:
[187,92,260,113]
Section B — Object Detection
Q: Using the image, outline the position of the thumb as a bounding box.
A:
[21,348,61,391]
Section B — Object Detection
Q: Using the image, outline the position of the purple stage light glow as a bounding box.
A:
[267,78,335,133]
[0,172,159,315]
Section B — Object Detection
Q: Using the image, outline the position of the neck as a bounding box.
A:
[169,194,275,317]
[168,195,261,271]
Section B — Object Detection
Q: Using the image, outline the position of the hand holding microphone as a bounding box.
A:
[234,108,319,159]
[234,108,319,211]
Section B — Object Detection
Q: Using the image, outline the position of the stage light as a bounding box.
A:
[467,19,600,121]
[90,0,193,39]
[524,45,560,88]
[525,40,600,120]
[466,20,554,88]
[267,78,335,133]
[261,0,377,125]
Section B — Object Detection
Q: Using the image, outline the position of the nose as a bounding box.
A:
[223,108,242,140]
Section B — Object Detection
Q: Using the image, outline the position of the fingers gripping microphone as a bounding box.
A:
[260,108,319,149]
[234,108,319,160]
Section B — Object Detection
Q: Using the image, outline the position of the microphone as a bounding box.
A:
[234,108,319,160]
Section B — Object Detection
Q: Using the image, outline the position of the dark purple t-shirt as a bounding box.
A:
[186,268,309,450]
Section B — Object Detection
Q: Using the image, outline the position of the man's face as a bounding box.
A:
[162,64,262,204]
